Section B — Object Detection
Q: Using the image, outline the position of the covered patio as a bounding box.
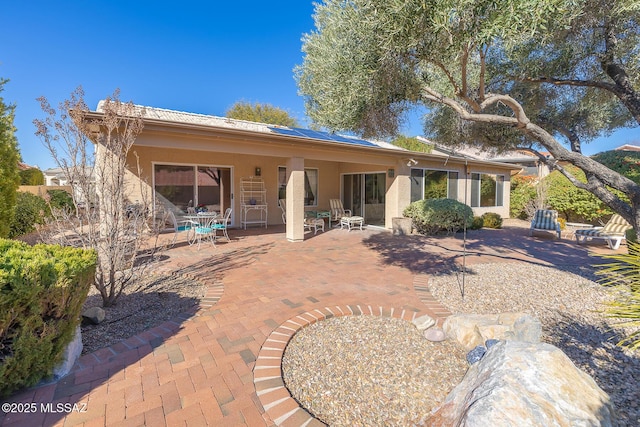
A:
[92,103,517,243]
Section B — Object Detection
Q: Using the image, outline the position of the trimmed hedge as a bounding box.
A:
[0,239,96,397]
[403,198,473,235]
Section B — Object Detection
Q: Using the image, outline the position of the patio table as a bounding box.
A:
[184,212,219,246]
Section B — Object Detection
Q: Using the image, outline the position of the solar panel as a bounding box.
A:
[268,126,378,148]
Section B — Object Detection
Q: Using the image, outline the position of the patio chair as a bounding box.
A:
[329,199,352,224]
[191,213,218,249]
[575,214,632,250]
[529,209,562,239]
[166,211,194,247]
[211,208,232,241]
[278,199,287,224]
[279,199,324,234]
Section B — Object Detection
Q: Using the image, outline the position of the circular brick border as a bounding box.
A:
[254,304,446,426]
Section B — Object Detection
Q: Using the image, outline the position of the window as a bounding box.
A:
[471,173,504,207]
[410,169,458,202]
[278,167,319,207]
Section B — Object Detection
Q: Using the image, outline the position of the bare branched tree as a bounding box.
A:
[35,87,162,307]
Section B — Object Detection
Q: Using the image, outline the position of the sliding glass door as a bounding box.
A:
[154,164,232,215]
[342,173,386,226]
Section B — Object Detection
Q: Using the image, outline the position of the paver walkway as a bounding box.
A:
[0,222,616,426]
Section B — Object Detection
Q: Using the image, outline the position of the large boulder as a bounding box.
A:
[82,306,106,325]
[443,312,541,350]
[426,341,616,426]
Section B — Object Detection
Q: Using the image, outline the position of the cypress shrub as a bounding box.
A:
[0,239,96,396]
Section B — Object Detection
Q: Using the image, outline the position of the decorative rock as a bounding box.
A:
[485,338,500,349]
[82,306,105,325]
[513,314,542,343]
[53,326,83,380]
[424,327,446,342]
[412,314,436,331]
[466,345,486,365]
[427,341,616,426]
[443,312,541,350]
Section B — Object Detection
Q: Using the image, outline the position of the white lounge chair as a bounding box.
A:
[575,214,632,250]
[529,209,561,239]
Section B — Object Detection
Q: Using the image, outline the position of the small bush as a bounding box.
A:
[470,216,484,230]
[9,192,50,238]
[481,212,503,229]
[403,198,473,235]
[47,189,75,214]
[0,239,96,396]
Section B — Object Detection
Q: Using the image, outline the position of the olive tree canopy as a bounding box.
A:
[296,0,640,230]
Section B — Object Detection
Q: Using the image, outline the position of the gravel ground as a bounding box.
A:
[80,274,207,354]
[283,262,639,426]
[430,262,640,426]
[282,315,468,426]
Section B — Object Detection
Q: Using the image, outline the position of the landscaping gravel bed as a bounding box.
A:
[283,262,639,426]
[430,262,640,426]
[282,315,468,426]
[80,273,207,354]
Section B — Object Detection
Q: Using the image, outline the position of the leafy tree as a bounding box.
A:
[0,79,20,238]
[510,175,537,219]
[296,0,640,232]
[226,101,298,127]
[544,166,613,222]
[593,150,640,185]
[19,168,45,185]
[391,135,432,153]
[35,87,160,307]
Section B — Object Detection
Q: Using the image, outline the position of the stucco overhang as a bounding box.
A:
[85,108,519,172]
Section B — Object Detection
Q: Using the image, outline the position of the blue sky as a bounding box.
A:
[2,1,638,170]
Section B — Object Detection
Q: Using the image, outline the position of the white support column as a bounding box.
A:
[286,157,305,242]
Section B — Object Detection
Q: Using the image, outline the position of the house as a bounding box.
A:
[615,144,640,152]
[88,103,518,242]
[425,138,551,179]
[43,166,95,205]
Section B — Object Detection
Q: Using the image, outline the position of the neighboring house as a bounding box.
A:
[43,166,95,205]
[87,102,519,242]
[425,138,551,179]
[615,144,640,152]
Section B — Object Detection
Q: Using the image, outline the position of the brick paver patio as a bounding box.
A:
[0,222,616,426]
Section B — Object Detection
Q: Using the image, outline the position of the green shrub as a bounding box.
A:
[0,239,96,396]
[510,175,536,219]
[596,241,640,351]
[47,189,75,214]
[481,212,503,229]
[592,150,640,185]
[470,216,484,230]
[403,198,473,235]
[544,166,613,222]
[9,192,50,238]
